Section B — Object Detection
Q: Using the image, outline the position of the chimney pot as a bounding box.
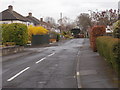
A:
[40,18,43,22]
[8,5,13,11]
[29,13,32,17]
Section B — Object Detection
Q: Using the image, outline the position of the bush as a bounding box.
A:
[113,20,120,38]
[90,26,106,36]
[96,36,120,74]
[89,25,106,51]
[0,24,8,44]
[28,25,49,40]
[2,23,28,46]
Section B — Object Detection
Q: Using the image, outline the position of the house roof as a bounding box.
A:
[0,5,28,22]
[39,18,53,29]
[26,13,40,26]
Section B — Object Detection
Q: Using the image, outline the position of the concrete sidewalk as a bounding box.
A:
[77,38,118,88]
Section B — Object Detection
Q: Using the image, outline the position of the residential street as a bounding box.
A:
[2,39,84,88]
[1,0,120,89]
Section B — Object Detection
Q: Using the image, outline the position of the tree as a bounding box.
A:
[76,13,93,33]
[91,9,118,26]
[45,17,56,27]
[58,16,75,32]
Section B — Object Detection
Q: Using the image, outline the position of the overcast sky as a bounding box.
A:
[1,0,119,22]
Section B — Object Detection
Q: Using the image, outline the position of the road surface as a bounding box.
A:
[2,39,84,88]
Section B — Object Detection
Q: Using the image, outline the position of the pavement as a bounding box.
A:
[77,38,119,88]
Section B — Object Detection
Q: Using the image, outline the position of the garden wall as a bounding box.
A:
[1,46,24,56]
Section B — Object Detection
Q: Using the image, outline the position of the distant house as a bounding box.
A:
[39,18,52,30]
[0,5,33,25]
[39,18,60,33]
[26,13,40,26]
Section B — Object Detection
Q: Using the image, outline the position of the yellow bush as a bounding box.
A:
[28,25,49,40]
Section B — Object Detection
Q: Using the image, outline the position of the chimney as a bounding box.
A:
[8,5,13,11]
[29,13,32,17]
[40,18,43,22]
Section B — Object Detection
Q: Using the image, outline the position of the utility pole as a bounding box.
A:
[60,12,63,33]
[60,12,62,24]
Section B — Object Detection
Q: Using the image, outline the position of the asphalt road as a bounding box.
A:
[2,39,84,88]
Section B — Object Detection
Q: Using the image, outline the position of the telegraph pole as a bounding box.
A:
[60,12,62,23]
[60,12,63,33]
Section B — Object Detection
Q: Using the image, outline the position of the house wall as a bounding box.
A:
[0,20,33,26]
[0,20,25,24]
[0,21,13,24]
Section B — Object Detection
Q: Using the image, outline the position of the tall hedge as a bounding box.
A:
[2,23,28,46]
[89,25,106,51]
[113,20,120,38]
[96,36,120,74]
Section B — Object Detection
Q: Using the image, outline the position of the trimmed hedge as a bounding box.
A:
[113,20,120,38]
[96,36,120,74]
[89,25,106,52]
[2,23,28,46]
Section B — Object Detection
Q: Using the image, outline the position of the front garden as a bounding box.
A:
[0,23,74,55]
[89,20,120,76]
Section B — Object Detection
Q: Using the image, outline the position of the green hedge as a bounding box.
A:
[2,23,28,46]
[96,36,120,74]
[113,20,120,38]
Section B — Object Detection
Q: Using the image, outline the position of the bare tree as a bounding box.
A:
[76,13,92,32]
[45,17,56,27]
[58,16,75,32]
[91,9,118,26]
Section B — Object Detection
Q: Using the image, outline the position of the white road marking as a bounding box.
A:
[76,71,82,88]
[36,53,55,64]
[48,53,55,57]
[77,72,80,76]
[74,76,76,78]
[38,81,46,84]
[36,57,46,64]
[7,67,30,82]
